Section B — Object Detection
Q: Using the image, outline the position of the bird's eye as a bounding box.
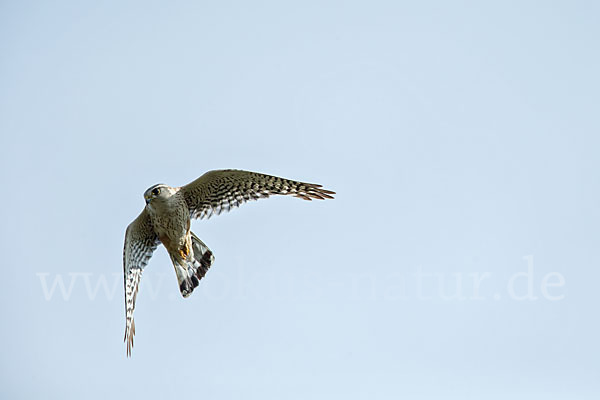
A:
[152,188,160,196]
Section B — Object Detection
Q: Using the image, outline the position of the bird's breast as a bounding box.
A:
[149,198,190,254]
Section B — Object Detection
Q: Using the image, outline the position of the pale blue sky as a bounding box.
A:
[1,1,599,399]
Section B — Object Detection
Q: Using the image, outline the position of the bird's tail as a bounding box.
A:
[171,232,214,298]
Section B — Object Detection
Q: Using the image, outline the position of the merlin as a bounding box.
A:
[123,169,335,356]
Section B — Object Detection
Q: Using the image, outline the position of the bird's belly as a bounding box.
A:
[154,218,189,253]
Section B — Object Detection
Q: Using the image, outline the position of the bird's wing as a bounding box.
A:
[180,169,335,220]
[123,209,159,357]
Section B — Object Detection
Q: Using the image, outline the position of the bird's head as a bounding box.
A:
[143,184,171,205]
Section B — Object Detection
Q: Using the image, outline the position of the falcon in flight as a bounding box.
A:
[123,169,335,356]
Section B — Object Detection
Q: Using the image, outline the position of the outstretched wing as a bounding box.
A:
[123,209,159,357]
[180,169,335,220]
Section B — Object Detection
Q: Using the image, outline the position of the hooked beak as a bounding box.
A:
[144,196,151,205]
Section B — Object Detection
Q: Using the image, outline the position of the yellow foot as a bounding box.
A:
[179,244,190,260]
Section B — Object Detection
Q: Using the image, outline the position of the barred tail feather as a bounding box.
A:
[190,232,214,280]
[173,233,215,298]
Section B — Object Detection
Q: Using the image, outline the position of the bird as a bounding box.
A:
[122,169,335,356]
